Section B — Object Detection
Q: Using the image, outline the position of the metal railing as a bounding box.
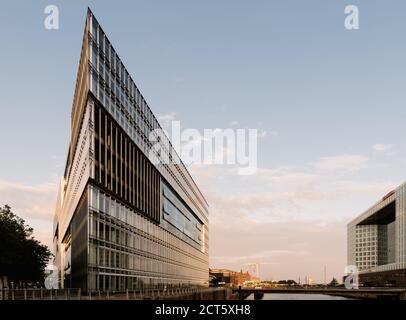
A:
[0,287,228,300]
[0,288,81,300]
[86,287,228,300]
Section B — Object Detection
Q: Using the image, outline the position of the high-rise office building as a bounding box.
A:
[53,9,209,292]
[347,183,406,286]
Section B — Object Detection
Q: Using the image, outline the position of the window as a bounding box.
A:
[99,62,104,81]
[99,222,104,240]
[106,42,110,62]
[99,29,104,52]
[92,70,98,96]
[92,19,98,41]
[105,196,110,215]
[92,187,99,209]
[92,43,98,67]
[99,192,105,212]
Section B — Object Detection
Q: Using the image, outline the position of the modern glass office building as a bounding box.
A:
[53,9,209,292]
[347,183,406,286]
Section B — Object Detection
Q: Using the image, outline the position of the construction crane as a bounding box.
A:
[241,262,273,280]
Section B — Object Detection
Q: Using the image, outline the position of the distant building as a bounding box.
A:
[209,269,259,286]
[347,183,406,286]
[53,9,209,292]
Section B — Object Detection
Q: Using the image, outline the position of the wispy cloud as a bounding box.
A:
[190,152,396,280]
[209,218,348,281]
[0,180,57,250]
[372,143,394,153]
[157,112,177,130]
[312,154,369,172]
[258,130,267,138]
[0,150,396,281]
[0,180,57,221]
[257,130,278,138]
[171,76,186,88]
[212,249,308,264]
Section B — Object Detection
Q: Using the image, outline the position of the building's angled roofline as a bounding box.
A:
[62,8,89,185]
[347,184,402,227]
[86,8,209,208]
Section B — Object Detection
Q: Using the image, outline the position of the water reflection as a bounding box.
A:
[247,293,352,300]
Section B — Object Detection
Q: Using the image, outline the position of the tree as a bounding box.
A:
[286,280,297,286]
[329,277,339,287]
[277,280,297,286]
[0,205,52,288]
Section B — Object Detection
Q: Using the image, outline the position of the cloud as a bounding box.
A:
[205,181,391,225]
[189,152,396,280]
[312,154,369,172]
[211,249,308,264]
[256,167,319,186]
[209,218,347,281]
[0,180,57,221]
[190,155,394,225]
[0,149,395,281]
[230,120,239,126]
[258,130,278,138]
[31,226,54,250]
[0,180,57,250]
[372,143,394,152]
[172,76,186,87]
[157,112,177,130]
[258,130,267,138]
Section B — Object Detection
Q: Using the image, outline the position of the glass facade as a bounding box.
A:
[355,225,378,270]
[87,185,207,291]
[162,183,203,246]
[348,183,406,276]
[53,9,209,292]
[87,14,208,223]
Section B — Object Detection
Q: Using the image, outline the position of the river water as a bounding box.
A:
[246,293,352,300]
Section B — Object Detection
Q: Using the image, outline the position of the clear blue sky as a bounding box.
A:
[1,0,406,282]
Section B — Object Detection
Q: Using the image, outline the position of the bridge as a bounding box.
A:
[232,287,406,300]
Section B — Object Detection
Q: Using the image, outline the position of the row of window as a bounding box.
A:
[89,216,206,269]
[86,184,208,291]
[356,243,377,248]
[89,244,206,280]
[87,273,202,292]
[88,185,207,263]
[88,13,209,222]
[358,263,376,270]
[357,257,377,262]
[356,249,377,254]
[93,104,160,222]
[89,59,208,226]
[162,183,203,245]
[357,252,378,258]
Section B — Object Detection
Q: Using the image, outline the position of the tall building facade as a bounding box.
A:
[347,183,406,286]
[53,9,209,292]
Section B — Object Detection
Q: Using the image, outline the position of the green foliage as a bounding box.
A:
[329,277,339,287]
[0,205,52,287]
[277,280,297,285]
